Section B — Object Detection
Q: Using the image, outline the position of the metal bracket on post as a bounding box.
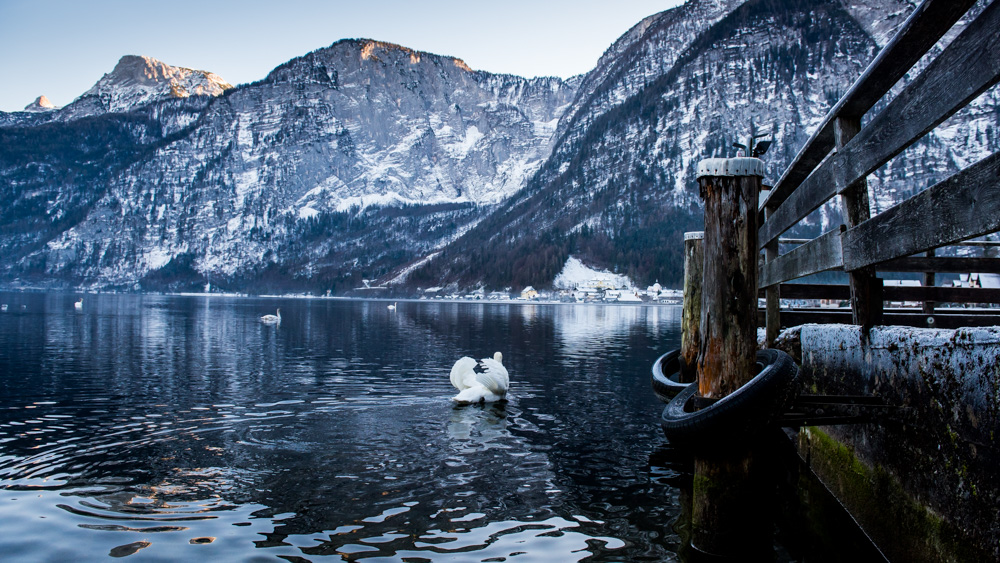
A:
[731,119,773,159]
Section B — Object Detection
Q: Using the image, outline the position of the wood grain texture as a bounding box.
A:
[681,234,704,381]
[759,226,844,288]
[883,286,1000,304]
[842,152,1000,270]
[755,309,1000,329]
[764,207,781,346]
[698,174,759,399]
[836,116,882,328]
[759,1,1000,247]
[922,249,936,315]
[752,284,1000,304]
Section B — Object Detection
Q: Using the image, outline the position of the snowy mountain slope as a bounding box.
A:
[0,40,577,291]
[552,0,744,152]
[0,0,995,293]
[64,55,234,118]
[411,0,1000,290]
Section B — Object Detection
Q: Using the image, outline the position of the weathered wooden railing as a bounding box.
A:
[759,0,1000,342]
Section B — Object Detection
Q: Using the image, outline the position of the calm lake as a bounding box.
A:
[1,293,696,562]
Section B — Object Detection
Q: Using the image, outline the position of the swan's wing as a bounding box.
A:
[475,359,509,395]
[450,357,479,390]
[452,386,489,403]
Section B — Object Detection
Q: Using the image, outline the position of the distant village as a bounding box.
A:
[353,278,682,304]
[426,279,681,304]
[350,272,1000,307]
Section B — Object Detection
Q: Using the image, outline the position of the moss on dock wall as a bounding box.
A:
[798,427,988,562]
[777,325,1000,562]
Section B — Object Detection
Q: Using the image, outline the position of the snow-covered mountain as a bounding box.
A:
[0,40,578,291]
[409,0,1000,290]
[0,0,996,293]
[66,54,234,118]
[0,55,234,127]
[22,95,57,112]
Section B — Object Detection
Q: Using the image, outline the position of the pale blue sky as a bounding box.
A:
[0,0,685,112]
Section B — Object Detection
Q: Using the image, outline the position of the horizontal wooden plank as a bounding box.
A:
[760,226,844,288]
[843,151,1000,270]
[883,286,1000,303]
[759,1,1000,248]
[877,257,1000,273]
[778,239,1000,248]
[756,309,1000,329]
[758,0,976,220]
[757,284,851,300]
[756,284,1000,304]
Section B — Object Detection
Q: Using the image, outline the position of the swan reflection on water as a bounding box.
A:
[447,401,510,443]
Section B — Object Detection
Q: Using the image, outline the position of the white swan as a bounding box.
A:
[74,298,83,310]
[260,308,281,324]
[450,352,509,404]
[388,302,397,310]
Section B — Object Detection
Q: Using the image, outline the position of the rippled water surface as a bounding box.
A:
[0,294,689,561]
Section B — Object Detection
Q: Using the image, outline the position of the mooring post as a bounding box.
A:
[691,157,769,558]
[681,231,704,382]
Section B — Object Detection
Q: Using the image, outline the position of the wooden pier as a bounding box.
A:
[675,0,1000,559]
[757,0,1000,340]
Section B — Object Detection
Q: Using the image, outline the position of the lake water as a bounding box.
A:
[1,293,698,562]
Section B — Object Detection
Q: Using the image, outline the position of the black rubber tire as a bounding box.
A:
[660,349,799,450]
[651,349,692,403]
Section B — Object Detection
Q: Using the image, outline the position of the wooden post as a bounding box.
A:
[697,160,761,398]
[691,157,770,557]
[681,231,704,382]
[764,206,781,346]
[923,248,936,320]
[836,116,883,329]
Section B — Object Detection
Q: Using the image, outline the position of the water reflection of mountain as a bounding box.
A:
[0,295,684,561]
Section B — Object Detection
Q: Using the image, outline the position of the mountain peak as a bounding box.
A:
[265,38,477,85]
[69,54,233,115]
[355,39,474,71]
[103,54,234,97]
[23,95,57,112]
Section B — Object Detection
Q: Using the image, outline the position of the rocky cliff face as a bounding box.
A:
[409,0,1000,290]
[0,41,578,291]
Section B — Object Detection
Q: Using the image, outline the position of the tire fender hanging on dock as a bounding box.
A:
[660,349,799,449]
[650,349,693,402]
